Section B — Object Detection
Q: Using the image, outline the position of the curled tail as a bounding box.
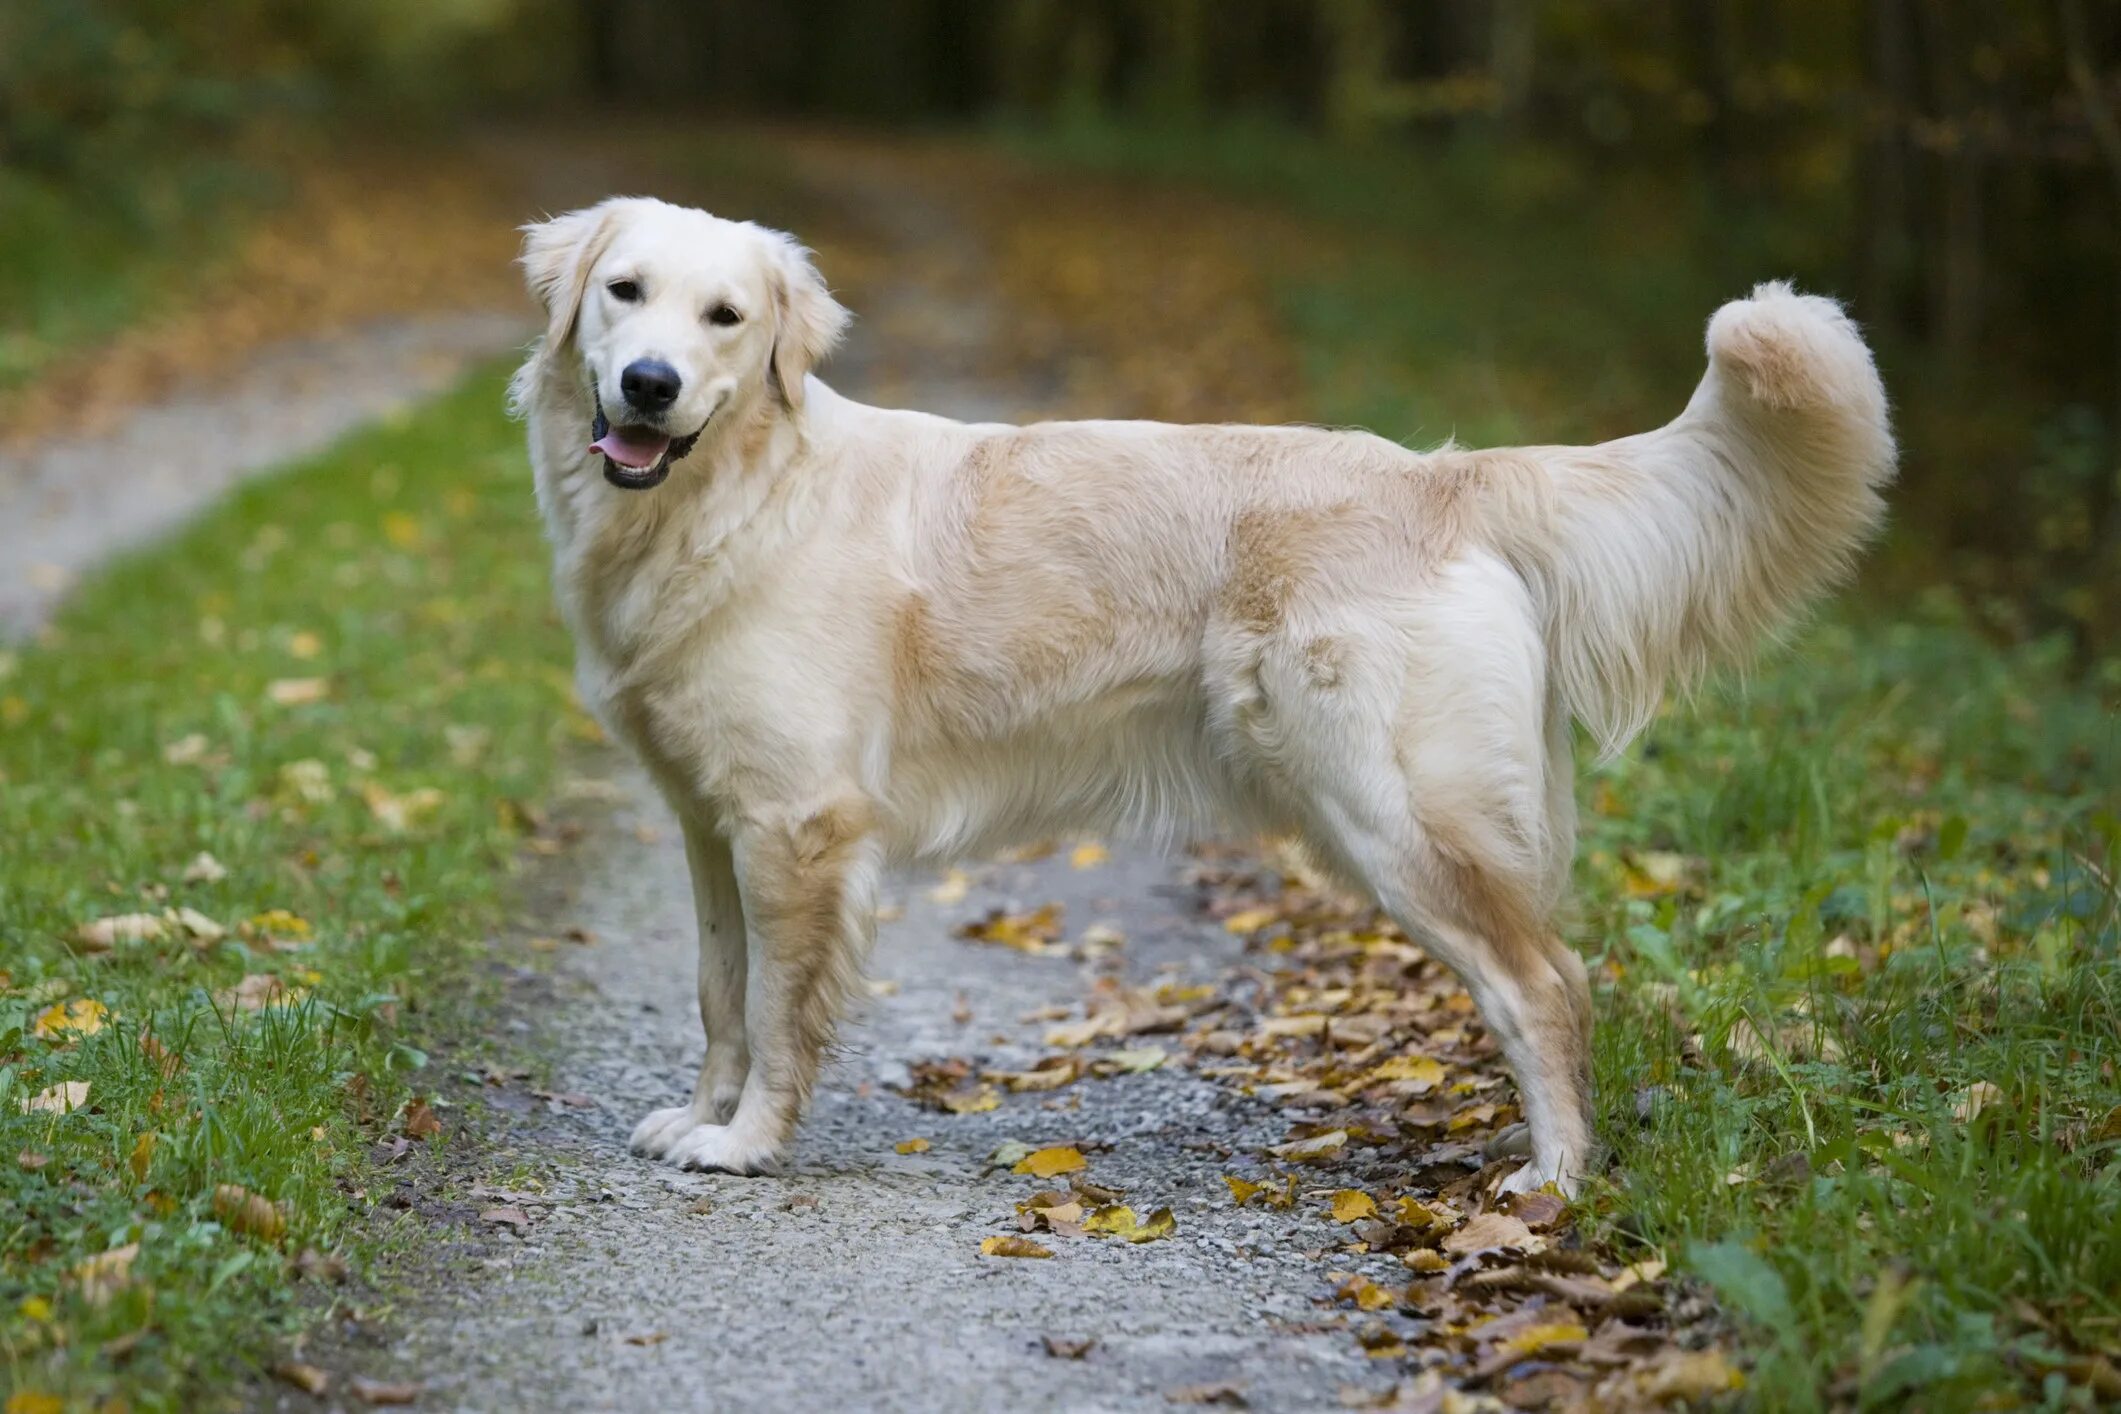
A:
[1525,282,1897,755]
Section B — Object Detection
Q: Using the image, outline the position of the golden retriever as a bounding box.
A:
[512,196,1894,1195]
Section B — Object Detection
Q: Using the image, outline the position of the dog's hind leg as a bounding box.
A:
[662,799,878,1174]
[630,820,751,1158]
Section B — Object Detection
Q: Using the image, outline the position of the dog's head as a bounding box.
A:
[519,197,849,489]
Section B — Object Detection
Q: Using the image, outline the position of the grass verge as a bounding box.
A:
[0,364,576,1408]
[1003,120,2121,1408]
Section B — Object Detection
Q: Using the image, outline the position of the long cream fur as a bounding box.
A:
[515,197,1895,1194]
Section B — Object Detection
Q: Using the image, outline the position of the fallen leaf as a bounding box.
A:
[1329,1190,1378,1223]
[1168,1381,1248,1406]
[1269,1129,1348,1163]
[170,906,225,944]
[981,1235,1053,1258]
[21,1081,90,1114]
[1403,1249,1448,1274]
[1335,1275,1396,1311]
[985,1057,1081,1092]
[1085,1204,1177,1243]
[480,1206,532,1229]
[347,1376,423,1404]
[267,677,330,706]
[956,902,1065,952]
[1093,1046,1168,1075]
[1442,1211,1536,1257]
[183,851,228,883]
[1634,1349,1744,1400]
[219,973,294,1012]
[215,1184,288,1241]
[74,912,166,951]
[928,869,971,904]
[32,997,107,1040]
[1221,907,1280,934]
[401,1096,442,1140]
[895,1137,931,1154]
[1505,1190,1569,1231]
[1070,841,1110,869]
[1496,1321,1589,1359]
[1043,1335,1094,1359]
[1014,1145,1088,1179]
[1953,1081,2003,1125]
[70,1243,139,1304]
[1360,1054,1446,1090]
[622,1332,668,1347]
[295,1248,349,1282]
[128,1130,156,1183]
[4,1394,64,1414]
[17,1149,50,1172]
[272,1362,330,1396]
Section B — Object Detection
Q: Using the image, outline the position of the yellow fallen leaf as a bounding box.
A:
[1403,1249,1448,1273]
[1221,906,1280,934]
[940,1085,1000,1115]
[1498,1321,1589,1358]
[1014,1145,1087,1179]
[980,1235,1052,1258]
[20,1082,90,1114]
[1636,1349,1745,1399]
[1361,1054,1446,1090]
[1953,1081,2003,1124]
[7,1391,64,1414]
[1069,841,1109,869]
[928,869,970,904]
[32,997,107,1041]
[128,1130,157,1183]
[1622,850,1694,899]
[1336,1275,1395,1311]
[18,1296,54,1321]
[1395,1195,1452,1231]
[985,1057,1081,1092]
[288,630,323,660]
[895,1138,930,1154]
[1329,1189,1378,1223]
[1084,1204,1177,1243]
[1225,1175,1267,1205]
[382,511,424,549]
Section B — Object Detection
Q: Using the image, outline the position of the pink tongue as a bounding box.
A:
[590,428,673,470]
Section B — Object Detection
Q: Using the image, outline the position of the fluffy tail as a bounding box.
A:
[1528,282,1896,756]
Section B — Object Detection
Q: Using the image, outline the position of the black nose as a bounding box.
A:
[620,359,681,412]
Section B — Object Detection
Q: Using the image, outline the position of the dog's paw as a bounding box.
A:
[665,1122,782,1175]
[630,1105,707,1158]
[1497,1158,1579,1200]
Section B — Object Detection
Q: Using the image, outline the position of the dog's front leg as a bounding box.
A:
[630,820,750,1157]
[658,801,876,1174]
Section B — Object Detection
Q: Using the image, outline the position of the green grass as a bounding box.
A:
[1002,119,2121,1409]
[0,365,576,1408]
[0,162,272,393]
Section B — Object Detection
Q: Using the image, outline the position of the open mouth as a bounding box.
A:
[590,398,704,490]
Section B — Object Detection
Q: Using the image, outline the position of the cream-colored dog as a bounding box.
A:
[513,197,1893,1195]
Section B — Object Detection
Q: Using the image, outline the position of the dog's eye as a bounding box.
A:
[607,279,642,302]
[707,303,743,327]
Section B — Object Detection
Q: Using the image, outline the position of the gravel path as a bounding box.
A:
[0,311,528,638]
[350,153,1376,1413]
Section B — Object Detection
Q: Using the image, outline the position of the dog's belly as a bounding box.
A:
[881,688,1271,866]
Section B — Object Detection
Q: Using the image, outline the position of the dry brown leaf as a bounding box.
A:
[1168,1381,1249,1406]
[1442,1210,1537,1257]
[1043,1334,1095,1359]
[480,1206,532,1229]
[623,1332,668,1347]
[1268,1129,1348,1163]
[348,1376,423,1404]
[401,1096,442,1140]
[272,1361,331,1395]
[215,1184,288,1242]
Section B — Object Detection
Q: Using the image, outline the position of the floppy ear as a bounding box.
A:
[763,231,850,412]
[520,202,624,354]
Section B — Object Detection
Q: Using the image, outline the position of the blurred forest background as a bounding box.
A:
[5,0,2118,664]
